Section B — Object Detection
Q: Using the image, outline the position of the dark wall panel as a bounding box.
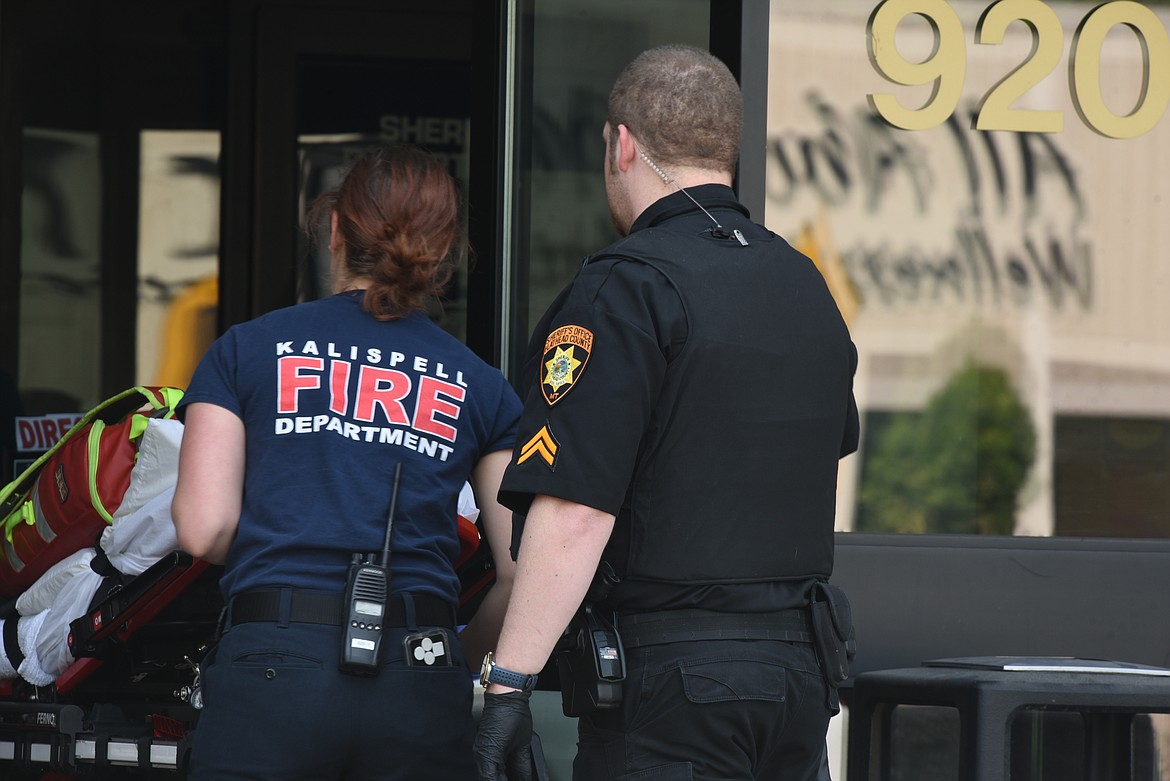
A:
[835,533,1170,676]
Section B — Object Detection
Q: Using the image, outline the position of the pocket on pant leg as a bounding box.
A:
[614,761,694,780]
[679,657,787,704]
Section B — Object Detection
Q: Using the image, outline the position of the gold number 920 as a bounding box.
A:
[866,0,1170,138]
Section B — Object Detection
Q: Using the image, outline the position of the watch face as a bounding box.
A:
[480,653,493,681]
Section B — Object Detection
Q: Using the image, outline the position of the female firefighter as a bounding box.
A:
[172,144,521,781]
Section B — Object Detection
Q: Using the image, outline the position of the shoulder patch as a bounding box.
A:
[541,325,593,406]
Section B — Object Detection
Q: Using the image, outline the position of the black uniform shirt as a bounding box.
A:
[500,184,860,613]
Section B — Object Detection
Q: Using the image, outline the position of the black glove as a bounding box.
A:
[474,690,534,781]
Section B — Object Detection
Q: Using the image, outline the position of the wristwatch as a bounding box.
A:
[480,652,539,692]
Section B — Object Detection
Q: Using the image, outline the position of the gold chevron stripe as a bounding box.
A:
[517,425,558,468]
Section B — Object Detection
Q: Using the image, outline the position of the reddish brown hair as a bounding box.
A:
[310,144,461,320]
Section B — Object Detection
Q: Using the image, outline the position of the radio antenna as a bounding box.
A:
[381,463,402,567]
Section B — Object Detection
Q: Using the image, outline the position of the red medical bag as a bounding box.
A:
[0,386,183,597]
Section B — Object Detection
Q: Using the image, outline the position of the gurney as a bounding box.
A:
[0,417,220,777]
[0,417,495,778]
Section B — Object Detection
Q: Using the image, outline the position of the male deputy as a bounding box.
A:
[474,45,860,781]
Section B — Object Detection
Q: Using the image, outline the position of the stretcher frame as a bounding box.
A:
[0,552,218,778]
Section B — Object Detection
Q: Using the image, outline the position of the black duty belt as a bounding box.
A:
[617,608,814,649]
[228,589,454,629]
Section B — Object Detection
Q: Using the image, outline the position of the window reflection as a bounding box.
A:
[768,1,1170,538]
[507,0,710,377]
[137,130,221,391]
[19,129,102,414]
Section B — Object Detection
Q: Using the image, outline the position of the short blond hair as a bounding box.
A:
[607,45,742,174]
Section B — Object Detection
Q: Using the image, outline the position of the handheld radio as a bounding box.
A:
[339,462,401,677]
[554,604,625,716]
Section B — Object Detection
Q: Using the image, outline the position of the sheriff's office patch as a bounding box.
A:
[541,325,593,406]
[517,423,559,470]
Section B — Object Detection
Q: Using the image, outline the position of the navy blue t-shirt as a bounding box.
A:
[178,292,521,605]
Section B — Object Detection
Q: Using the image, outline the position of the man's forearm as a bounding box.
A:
[486,495,615,690]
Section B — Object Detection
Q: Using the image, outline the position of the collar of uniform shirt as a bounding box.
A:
[631,183,750,232]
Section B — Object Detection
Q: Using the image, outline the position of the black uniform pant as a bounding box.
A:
[188,619,477,780]
[571,637,835,781]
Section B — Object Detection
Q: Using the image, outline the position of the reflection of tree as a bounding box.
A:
[24,135,88,259]
[859,361,1036,535]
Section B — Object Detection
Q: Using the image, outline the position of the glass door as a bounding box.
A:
[501,0,765,377]
[0,0,230,480]
[246,3,476,341]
